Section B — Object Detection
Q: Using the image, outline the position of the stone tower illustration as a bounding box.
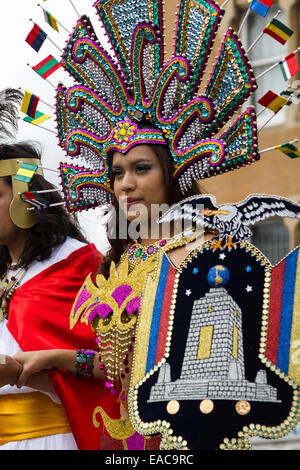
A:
[148,265,278,403]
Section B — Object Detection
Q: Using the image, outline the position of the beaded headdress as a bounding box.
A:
[55,0,258,213]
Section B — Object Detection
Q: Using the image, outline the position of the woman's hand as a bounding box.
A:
[0,354,23,387]
[13,350,56,388]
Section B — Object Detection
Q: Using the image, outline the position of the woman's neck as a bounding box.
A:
[138,221,175,247]
[7,231,28,264]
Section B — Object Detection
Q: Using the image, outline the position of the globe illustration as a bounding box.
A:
[207,265,230,287]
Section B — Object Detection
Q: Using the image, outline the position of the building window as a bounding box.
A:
[251,220,290,265]
[243,3,288,128]
[197,325,214,359]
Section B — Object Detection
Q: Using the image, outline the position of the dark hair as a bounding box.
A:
[99,121,201,277]
[0,141,88,274]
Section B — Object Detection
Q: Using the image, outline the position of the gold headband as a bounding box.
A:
[0,158,44,229]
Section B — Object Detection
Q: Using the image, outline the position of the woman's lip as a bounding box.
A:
[126,199,143,207]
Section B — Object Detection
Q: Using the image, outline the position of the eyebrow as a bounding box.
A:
[111,158,154,170]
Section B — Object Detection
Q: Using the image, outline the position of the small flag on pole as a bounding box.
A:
[263,18,293,45]
[249,0,274,17]
[280,90,294,106]
[14,162,38,183]
[258,90,288,113]
[20,91,40,119]
[279,53,299,81]
[23,111,50,126]
[32,55,61,79]
[42,8,59,32]
[275,142,300,158]
[25,23,47,52]
[21,191,49,208]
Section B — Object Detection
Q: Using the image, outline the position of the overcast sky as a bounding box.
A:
[0,0,110,252]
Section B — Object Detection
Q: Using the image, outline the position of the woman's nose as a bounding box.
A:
[120,171,136,192]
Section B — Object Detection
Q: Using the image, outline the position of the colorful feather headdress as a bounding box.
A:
[53,0,260,212]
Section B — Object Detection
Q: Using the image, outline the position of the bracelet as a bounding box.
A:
[74,349,95,378]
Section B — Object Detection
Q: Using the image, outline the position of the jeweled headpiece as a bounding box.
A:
[56,0,258,212]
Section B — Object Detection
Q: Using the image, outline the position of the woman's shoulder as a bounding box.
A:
[166,232,217,268]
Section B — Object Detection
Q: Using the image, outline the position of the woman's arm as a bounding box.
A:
[0,354,22,387]
[13,349,105,388]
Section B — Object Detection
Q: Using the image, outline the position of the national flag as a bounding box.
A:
[14,163,38,183]
[280,53,299,81]
[274,142,300,159]
[266,246,300,386]
[32,55,61,79]
[258,90,288,113]
[24,111,50,126]
[20,91,40,119]
[21,191,49,209]
[280,90,294,106]
[25,23,47,53]
[42,8,59,32]
[249,0,274,17]
[263,18,293,45]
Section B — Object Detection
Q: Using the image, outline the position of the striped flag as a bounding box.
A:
[280,53,299,81]
[281,90,300,105]
[25,23,47,52]
[14,162,38,183]
[263,18,293,45]
[249,0,274,18]
[266,247,300,386]
[21,191,49,209]
[20,91,40,119]
[32,55,61,79]
[280,90,294,106]
[275,142,300,158]
[42,8,59,32]
[24,111,50,126]
[258,90,288,113]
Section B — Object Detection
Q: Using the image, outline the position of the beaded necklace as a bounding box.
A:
[120,228,206,273]
[0,264,27,322]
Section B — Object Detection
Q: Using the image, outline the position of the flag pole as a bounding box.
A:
[27,201,66,211]
[221,0,231,8]
[18,188,62,195]
[16,159,59,172]
[256,46,300,81]
[31,188,62,194]
[260,139,298,154]
[27,63,57,91]
[238,9,250,36]
[37,3,72,34]
[29,19,63,53]
[18,87,55,110]
[55,19,71,35]
[69,0,80,17]
[247,10,281,54]
[258,112,277,132]
[19,117,57,136]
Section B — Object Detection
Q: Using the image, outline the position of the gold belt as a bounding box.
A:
[0,392,72,445]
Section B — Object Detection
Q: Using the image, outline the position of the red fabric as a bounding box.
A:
[155,264,176,365]
[7,243,120,450]
[266,260,285,365]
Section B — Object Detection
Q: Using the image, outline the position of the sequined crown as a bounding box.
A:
[57,0,258,212]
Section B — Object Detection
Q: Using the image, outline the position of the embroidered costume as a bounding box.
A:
[19,0,300,450]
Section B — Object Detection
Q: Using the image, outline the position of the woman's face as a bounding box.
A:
[112,144,168,223]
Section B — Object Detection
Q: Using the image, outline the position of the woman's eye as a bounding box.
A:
[112,169,123,178]
[135,165,151,173]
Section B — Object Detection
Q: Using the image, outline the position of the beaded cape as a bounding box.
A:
[19,0,300,450]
